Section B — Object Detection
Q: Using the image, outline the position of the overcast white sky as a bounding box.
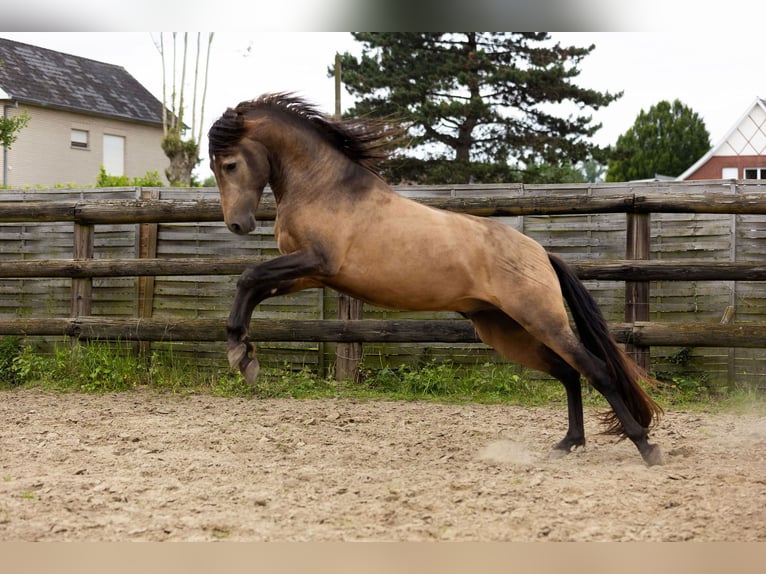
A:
[1,31,763,181]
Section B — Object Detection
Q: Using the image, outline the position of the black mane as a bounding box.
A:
[208,92,397,173]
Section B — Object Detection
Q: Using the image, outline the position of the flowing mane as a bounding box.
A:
[208,92,398,174]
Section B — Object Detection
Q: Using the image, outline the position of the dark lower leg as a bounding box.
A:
[226,278,301,383]
[553,372,586,454]
[583,361,664,466]
[226,287,264,382]
[226,250,331,377]
[600,388,663,465]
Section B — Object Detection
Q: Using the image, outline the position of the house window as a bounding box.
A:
[721,167,738,179]
[102,134,125,176]
[71,129,89,149]
[744,168,766,180]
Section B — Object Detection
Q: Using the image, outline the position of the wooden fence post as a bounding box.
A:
[335,295,364,381]
[137,187,160,355]
[625,211,651,370]
[71,222,94,319]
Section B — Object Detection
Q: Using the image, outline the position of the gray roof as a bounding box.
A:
[0,37,164,126]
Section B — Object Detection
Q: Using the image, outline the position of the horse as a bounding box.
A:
[208,92,664,466]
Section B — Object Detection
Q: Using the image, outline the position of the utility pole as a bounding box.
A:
[333,53,364,382]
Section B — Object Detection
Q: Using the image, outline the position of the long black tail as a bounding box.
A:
[548,253,662,436]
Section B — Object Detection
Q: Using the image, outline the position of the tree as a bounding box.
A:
[581,158,606,183]
[0,110,29,152]
[606,99,710,182]
[334,33,620,184]
[153,33,214,186]
[1,59,30,151]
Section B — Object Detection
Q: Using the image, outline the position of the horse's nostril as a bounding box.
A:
[228,216,255,235]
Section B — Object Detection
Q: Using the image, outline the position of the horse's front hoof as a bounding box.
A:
[642,443,665,466]
[227,341,260,384]
[242,356,260,385]
[227,343,248,370]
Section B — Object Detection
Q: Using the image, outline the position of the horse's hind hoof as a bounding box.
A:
[642,444,665,466]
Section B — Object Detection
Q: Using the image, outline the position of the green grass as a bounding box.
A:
[3,339,248,396]
[1,336,764,414]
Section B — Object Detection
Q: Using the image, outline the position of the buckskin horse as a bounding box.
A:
[208,92,664,465]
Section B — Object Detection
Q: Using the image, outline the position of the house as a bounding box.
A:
[678,97,766,181]
[0,37,168,188]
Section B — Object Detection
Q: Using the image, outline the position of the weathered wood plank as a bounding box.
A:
[619,321,766,348]
[625,213,651,368]
[5,258,766,281]
[70,223,93,318]
[2,317,765,348]
[2,187,766,225]
[571,261,766,281]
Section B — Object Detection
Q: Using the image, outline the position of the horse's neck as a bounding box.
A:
[269,146,364,204]
[257,125,324,197]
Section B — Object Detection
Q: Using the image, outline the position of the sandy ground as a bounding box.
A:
[1,388,764,541]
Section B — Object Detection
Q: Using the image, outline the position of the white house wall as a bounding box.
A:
[1,104,168,188]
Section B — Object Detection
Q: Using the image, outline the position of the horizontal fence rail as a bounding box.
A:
[2,317,765,349]
[2,258,766,282]
[3,189,766,225]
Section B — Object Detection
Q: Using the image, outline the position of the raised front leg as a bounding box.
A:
[227,250,330,384]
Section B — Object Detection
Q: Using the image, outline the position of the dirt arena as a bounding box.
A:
[1,388,764,541]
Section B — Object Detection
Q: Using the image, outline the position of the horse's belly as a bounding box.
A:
[324,267,481,313]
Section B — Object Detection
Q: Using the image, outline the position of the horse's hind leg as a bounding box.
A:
[564,348,664,465]
[552,370,586,457]
[469,309,586,457]
[532,330,663,465]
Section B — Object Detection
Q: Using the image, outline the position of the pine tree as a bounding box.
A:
[335,33,620,184]
[606,99,710,181]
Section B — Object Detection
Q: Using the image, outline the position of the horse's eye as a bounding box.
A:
[223,162,237,174]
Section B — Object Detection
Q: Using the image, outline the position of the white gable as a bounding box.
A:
[677,97,766,180]
[719,103,766,156]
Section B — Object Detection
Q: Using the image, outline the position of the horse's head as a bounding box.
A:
[208,108,269,236]
[209,93,398,236]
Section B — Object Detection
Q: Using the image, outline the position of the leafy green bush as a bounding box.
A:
[0,336,22,387]
[96,166,164,187]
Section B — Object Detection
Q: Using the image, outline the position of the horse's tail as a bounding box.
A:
[548,253,663,436]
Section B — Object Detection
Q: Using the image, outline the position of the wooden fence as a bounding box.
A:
[1,181,764,390]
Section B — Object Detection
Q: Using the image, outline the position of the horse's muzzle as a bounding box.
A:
[227,215,256,235]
